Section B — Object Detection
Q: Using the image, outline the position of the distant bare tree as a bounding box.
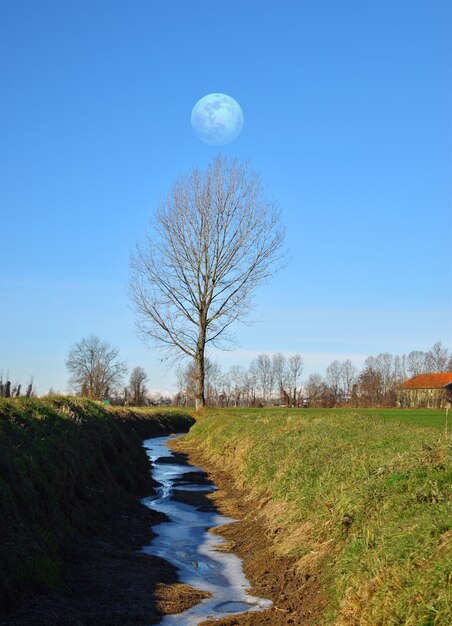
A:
[375,353,394,398]
[288,354,303,406]
[247,363,258,406]
[176,357,224,406]
[204,359,224,406]
[219,371,232,407]
[253,353,273,403]
[326,360,342,405]
[66,335,127,400]
[393,355,406,383]
[272,352,288,404]
[129,156,285,410]
[129,366,148,406]
[180,361,197,404]
[358,358,383,406]
[425,341,450,373]
[305,373,324,406]
[174,365,187,406]
[340,359,357,402]
[228,365,245,407]
[406,351,427,377]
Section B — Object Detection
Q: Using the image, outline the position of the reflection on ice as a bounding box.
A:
[141,435,272,625]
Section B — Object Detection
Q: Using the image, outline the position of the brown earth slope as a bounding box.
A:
[169,438,326,626]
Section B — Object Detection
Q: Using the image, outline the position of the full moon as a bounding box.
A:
[191,93,244,146]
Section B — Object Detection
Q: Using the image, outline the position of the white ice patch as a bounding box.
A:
[141,435,272,625]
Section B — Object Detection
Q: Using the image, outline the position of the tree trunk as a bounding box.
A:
[194,348,206,410]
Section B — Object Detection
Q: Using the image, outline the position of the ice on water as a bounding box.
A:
[141,435,272,625]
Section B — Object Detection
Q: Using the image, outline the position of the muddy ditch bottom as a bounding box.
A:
[0,432,322,626]
[141,435,272,625]
[0,498,210,626]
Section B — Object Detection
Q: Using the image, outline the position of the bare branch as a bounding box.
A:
[129,156,285,408]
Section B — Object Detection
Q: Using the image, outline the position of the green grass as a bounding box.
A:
[312,407,449,429]
[183,407,451,625]
[199,406,449,428]
[0,396,194,611]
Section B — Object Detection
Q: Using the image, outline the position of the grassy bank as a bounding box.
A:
[182,408,451,625]
[0,396,193,612]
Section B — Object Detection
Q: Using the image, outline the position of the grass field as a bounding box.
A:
[183,407,451,625]
[195,406,449,429]
[309,407,449,429]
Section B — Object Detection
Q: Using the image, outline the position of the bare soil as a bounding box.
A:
[172,441,327,626]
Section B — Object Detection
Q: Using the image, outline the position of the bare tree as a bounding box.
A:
[340,359,357,403]
[176,357,224,407]
[358,357,383,406]
[425,341,450,373]
[205,359,224,406]
[326,360,342,405]
[245,366,257,406]
[129,366,148,406]
[272,352,288,404]
[228,365,245,407]
[174,365,187,406]
[288,354,303,406]
[374,353,394,398]
[305,373,324,406]
[393,355,406,383]
[406,350,427,377]
[129,156,284,409]
[253,353,274,403]
[66,335,127,400]
[220,370,232,407]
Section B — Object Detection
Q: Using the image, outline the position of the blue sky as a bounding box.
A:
[1,0,451,394]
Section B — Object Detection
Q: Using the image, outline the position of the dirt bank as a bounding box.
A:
[0,398,198,624]
[1,401,324,625]
[1,432,323,626]
[170,438,326,626]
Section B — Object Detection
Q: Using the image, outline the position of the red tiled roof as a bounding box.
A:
[402,372,452,389]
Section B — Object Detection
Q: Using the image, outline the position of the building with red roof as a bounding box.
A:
[400,372,452,408]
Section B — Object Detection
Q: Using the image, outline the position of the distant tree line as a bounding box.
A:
[175,352,304,407]
[2,334,170,406]
[65,334,172,406]
[0,375,34,399]
[175,341,452,408]
[4,339,451,408]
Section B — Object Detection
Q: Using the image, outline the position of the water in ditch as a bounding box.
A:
[141,435,272,625]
